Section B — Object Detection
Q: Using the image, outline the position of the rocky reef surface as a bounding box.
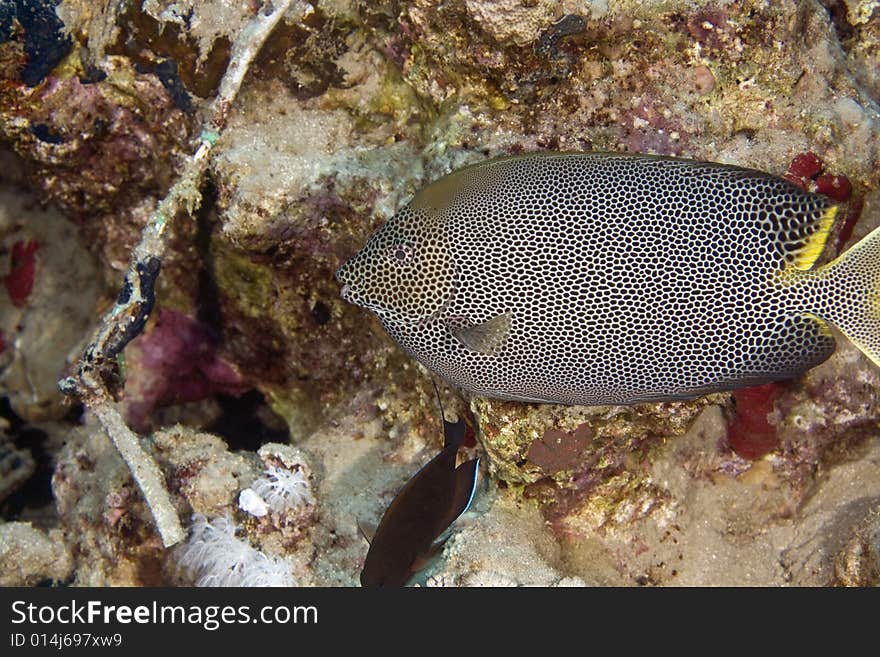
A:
[1,0,879,586]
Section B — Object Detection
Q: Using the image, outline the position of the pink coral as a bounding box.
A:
[124,309,249,431]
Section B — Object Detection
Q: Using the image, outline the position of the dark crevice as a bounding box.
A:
[205,390,289,452]
[0,396,54,519]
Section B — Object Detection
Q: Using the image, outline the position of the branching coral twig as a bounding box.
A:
[59,0,295,547]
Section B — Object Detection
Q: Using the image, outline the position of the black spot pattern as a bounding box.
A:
[338,153,845,405]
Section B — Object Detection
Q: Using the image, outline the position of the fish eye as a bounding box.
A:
[388,242,415,266]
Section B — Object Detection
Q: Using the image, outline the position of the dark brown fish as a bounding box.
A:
[360,417,479,587]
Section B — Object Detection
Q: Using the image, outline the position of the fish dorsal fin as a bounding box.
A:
[357,520,377,544]
[448,313,511,355]
[430,377,465,449]
[443,418,466,449]
[785,204,839,271]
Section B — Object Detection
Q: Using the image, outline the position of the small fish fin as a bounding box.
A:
[784,204,838,271]
[443,418,466,449]
[357,520,377,544]
[449,313,511,355]
[410,538,449,574]
[814,224,880,368]
[427,537,449,559]
[449,457,480,522]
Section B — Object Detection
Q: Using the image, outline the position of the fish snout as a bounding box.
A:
[336,262,352,302]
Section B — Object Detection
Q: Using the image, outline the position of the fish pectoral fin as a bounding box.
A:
[449,313,512,355]
[411,539,449,574]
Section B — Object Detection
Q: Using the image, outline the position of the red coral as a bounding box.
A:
[785,151,852,203]
[784,152,861,256]
[727,383,785,460]
[784,152,824,189]
[814,173,852,203]
[0,329,5,354]
[831,197,864,256]
[3,239,40,307]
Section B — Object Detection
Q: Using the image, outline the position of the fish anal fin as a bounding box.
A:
[449,313,511,355]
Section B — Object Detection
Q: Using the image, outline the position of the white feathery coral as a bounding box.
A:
[177,514,294,587]
[250,465,313,513]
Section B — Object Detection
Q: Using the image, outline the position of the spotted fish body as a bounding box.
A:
[337,153,880,406]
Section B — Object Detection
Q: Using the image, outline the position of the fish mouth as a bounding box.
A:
[338,281,378,313]
[336,262,354,304]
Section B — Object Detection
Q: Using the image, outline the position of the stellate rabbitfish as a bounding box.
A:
[337,152,880,405]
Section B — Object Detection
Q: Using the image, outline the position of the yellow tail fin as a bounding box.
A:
[816,225,880,368]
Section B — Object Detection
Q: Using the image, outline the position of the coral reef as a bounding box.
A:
[0,0,879,586]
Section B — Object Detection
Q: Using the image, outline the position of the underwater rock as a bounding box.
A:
[243,443,317,550]
[463,0,557,46]
[0,0,73,87]
[52,422,318,585]
[0,521,73,586]
[771,339,880,499]
[0,185,100,422]
[207,68,432,430]
[832,503,880,586]
[52,425,166,585]
[152,429,317,584]
[474,395,720,486]
[824,0,880,101]
[151,426,256,516]
[0,426,35,505]
[0,54,192,220]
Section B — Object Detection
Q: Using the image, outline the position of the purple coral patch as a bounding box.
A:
[125,309,249,431]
